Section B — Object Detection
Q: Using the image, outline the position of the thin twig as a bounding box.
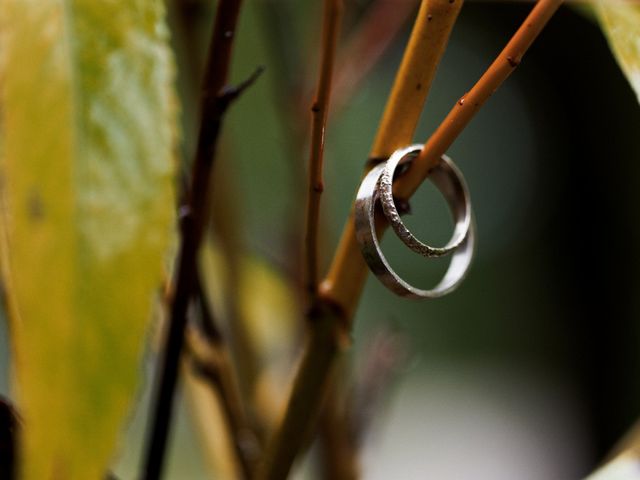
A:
[172,0,266,439]
[141,1,250,478]
[304,0,344,299]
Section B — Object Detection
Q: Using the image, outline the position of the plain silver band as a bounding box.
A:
[354,162,475,299]
[378,144,472,258]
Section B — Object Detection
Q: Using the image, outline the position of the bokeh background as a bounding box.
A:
[2,1,639,479]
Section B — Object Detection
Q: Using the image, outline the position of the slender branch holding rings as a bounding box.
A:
[394,0,563,200]
[258,1,563,478]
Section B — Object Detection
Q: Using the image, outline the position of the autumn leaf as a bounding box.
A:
[0,1,177,478]
[596,0,640,103]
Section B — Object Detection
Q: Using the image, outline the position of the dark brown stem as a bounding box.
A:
[141,1,250,478]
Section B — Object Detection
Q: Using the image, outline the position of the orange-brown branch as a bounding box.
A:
[321,0,562,319]
[321,0,463,318]
[305,0,344,298]
[396,0,563,198]
[260,1,563,479]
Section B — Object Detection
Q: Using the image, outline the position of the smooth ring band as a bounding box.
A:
[354,157,475,299]
[378,144,472,257]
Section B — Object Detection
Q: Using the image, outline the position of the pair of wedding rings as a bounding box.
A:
[354,144,475,299]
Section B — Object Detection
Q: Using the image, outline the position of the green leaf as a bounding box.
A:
[596,0,640,103]
[0,1,177,478]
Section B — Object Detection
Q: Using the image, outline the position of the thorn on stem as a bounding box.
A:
[218,65,266,111]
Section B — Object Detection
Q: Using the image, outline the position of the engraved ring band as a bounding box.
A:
[354,145,475,299]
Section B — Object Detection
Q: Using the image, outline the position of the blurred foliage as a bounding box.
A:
[0,0,177,477]
[596,1,640,103]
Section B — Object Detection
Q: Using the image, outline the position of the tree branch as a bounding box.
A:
[304,0,343,299]
[141,1,250,478]
[256,307,347,480]
[259,0,563,478]
[322,0,463,316]
[394,0,563,199]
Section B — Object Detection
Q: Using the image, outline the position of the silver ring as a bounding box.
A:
[354,157,475,299]
[378,144,472,257]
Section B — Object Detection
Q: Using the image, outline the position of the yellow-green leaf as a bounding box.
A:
[596,0,640,103]
[0,1,177,478]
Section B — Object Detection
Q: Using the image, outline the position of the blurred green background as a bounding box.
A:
[3,1,640,478]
